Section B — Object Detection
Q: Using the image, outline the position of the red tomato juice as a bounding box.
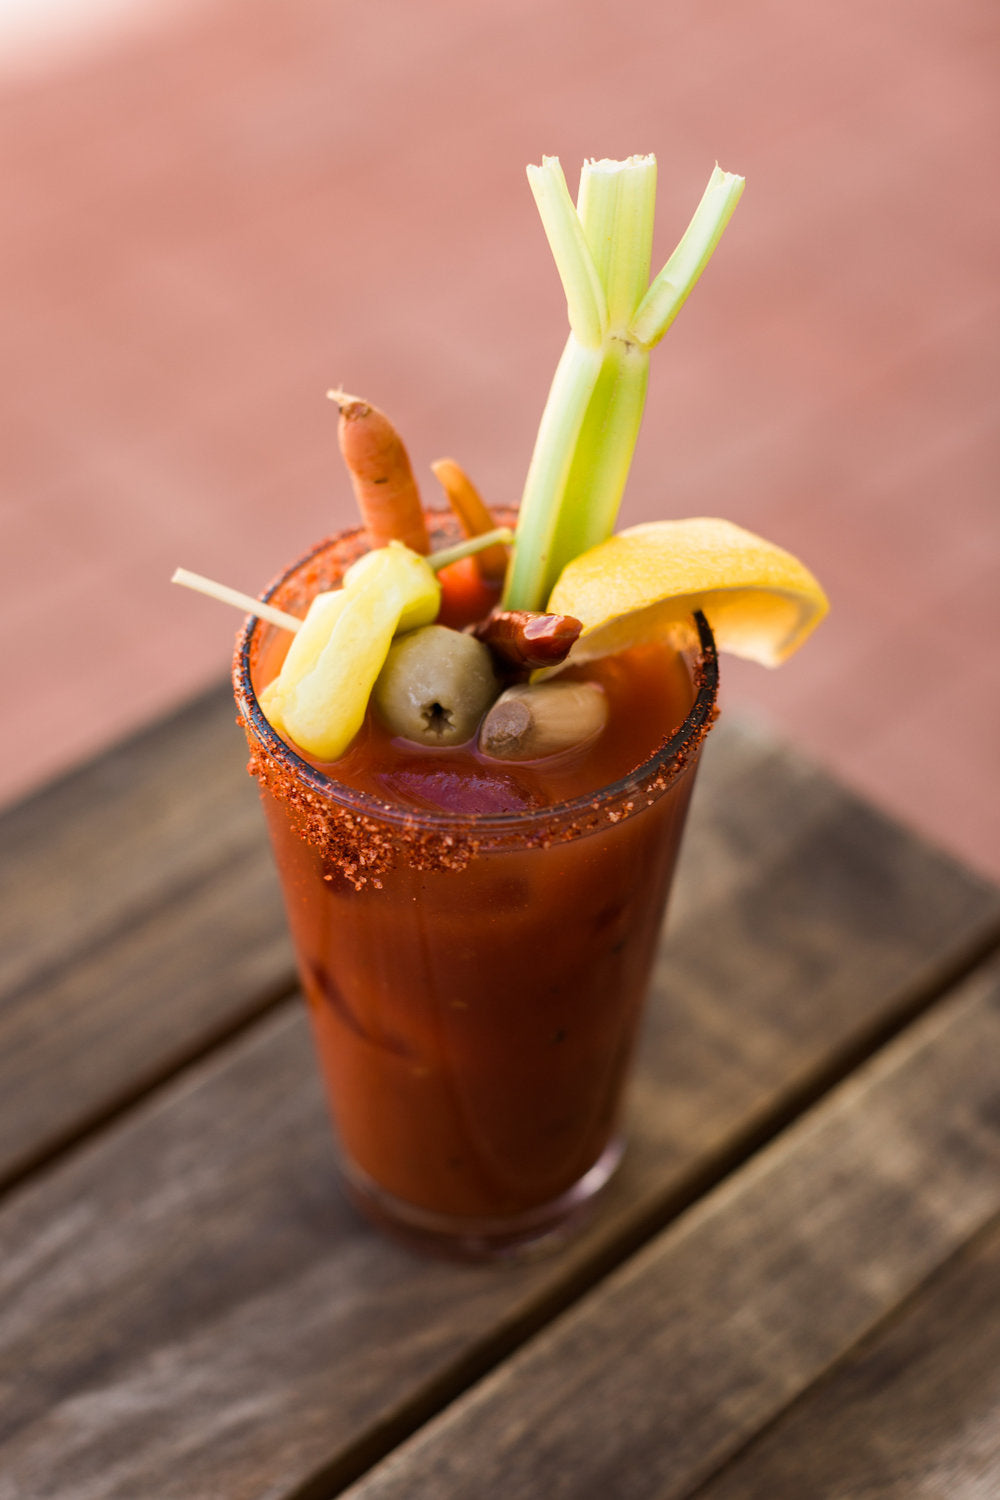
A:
[234,514,718,1256]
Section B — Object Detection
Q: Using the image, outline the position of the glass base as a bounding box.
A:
[340,1137,626,1262]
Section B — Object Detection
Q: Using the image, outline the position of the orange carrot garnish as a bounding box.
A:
[330,391,430,555]
[436,556,502,631]
[431,457,509,582]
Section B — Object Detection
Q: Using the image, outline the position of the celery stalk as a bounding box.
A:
[501,333,604,610]
[578,155,656,329]
[541,334,649,582]
[526,156,607,350]
[630,165,745,347]
[503,156,744,613]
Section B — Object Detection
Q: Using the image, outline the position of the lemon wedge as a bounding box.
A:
[546,517,828,668]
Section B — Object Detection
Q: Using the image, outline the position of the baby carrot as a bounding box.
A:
[436,556,501,631]
[330,390,431,555]
[431,457,509,582]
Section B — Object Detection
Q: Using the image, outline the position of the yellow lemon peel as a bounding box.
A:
[546,517,828,669]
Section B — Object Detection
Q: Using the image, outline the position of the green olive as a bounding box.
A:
[373,625,499,745]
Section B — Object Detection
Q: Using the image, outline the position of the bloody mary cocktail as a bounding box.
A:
[172,154,825,1256]
[234,512,717,1257]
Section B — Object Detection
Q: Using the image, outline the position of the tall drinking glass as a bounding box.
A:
[234,514,718,1258]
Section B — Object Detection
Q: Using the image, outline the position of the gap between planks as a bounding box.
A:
[3,892,997,1496]
[261,928,1000,1500]
[683,1200,1000,1500]
[5,713,999,1497]
[5,882,999,1220]
[0,973,300,1203]
[331,959,1000,1500]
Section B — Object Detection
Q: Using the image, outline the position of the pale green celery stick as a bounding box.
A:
[527,156,607,349]
[503,157,652,611]
[575,167,618,291]
[540,336,649,590]
[629,165,745,347]
[502,332,605,610]
[542,157,655,581]
[503,156,744,613]
[578,155,656,328]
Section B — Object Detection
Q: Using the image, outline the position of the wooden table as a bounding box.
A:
[3,690,999,1499]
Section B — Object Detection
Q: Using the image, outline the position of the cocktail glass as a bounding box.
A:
[233,514,718,1259]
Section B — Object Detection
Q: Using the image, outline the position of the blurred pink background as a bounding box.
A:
[2,0,998,879]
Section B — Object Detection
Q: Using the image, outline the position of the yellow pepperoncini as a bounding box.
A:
[260,542,440,760]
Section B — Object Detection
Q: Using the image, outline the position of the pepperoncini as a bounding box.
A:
[260,541,440,759]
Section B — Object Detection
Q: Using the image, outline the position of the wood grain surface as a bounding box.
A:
[340,960,1000,1500]
[0,685,251,1000]
[695,1214,1000,1498]
[1,708,998,1499]
[0,685,294,1188]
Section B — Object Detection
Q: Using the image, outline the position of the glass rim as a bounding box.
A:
[233,528,719,838]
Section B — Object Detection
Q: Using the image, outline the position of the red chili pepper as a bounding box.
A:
[474,610,582,669]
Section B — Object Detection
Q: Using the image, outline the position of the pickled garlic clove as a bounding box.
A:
[479,680,608,761]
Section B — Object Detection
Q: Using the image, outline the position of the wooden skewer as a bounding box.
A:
[171,569,303,633]
[172,524,513,637]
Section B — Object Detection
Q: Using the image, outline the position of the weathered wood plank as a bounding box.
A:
[340,961,1000,1500]
[3,696,999,1194]
[0,755,997,1498]
[0,684,294,1187]
[0,854,290,1188]
[630,718,1000,1202]
[0,684,253,1000]
[694,1216,1000,1499]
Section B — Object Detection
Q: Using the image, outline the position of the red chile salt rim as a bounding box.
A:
[233,511,719,887]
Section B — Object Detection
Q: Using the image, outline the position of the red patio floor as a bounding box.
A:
[2,0,998,881]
